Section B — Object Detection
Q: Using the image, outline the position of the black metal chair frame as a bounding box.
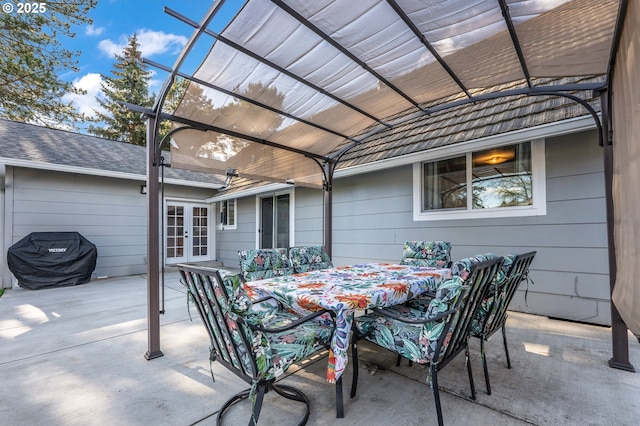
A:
[472,251,537,395]
[350,257,503,426]
[178,264,338,425]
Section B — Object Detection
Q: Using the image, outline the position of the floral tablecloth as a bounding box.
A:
[244,262,451,382]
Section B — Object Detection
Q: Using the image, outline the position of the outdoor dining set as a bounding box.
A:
[178,242,536,425]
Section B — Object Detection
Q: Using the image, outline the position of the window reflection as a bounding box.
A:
[472,142,532,209]
[422,141,532,212]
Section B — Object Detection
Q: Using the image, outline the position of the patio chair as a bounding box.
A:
[289,245,333,273]
[238,248,294,281]
[470,251,537,395]
[400,253,504,367]
[350,256,503,426]
[400,241,452,268]
[178,264,338,425]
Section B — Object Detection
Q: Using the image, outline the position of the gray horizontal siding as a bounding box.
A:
[8,167,214,280]
[216,197,258,270]
[331,129,610,324]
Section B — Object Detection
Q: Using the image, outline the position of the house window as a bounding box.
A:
[414,140,545,221]
[218,199,237,229]
[471,142,532,209]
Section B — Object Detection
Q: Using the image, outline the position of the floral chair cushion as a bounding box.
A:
[229,308,333,381]
[221,273,253,314]
[405,252,497,312]
[355,276,465,364]
[470,254,517,335]
[207,273,332,381]
[450,253,499,281]
[238,248,294,281]
[400,241,452,268]
[289,245,333,273]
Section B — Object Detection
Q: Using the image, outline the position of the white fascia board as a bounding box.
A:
[162,178,223,189]
[206,182,290,203]
[0,158,223,189]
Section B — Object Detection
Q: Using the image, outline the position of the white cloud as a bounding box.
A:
[62,73,106,119]
[148,70,163,91]
[98,28,188,58]
[85,24,105,36]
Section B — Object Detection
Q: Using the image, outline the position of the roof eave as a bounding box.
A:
[0,158,224,189]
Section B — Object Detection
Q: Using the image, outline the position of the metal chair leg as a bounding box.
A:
[350,342,359,398]
[481,337,492,395]
[216,383,310,426]
[271,384,310,425]
[335,376,344,418]
[431,365,444,426]
[396,354,412,367]
[465,346,476,401]
[216,388,252,426]
[502,324,512,369]
[251,385,267,425]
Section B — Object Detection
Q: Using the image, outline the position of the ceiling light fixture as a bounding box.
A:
[485,155,509,165]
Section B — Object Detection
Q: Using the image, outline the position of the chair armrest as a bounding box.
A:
[372,306,457,324]
[252,295,285,309]
[243,309,336,333]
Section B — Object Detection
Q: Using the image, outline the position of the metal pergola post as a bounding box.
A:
[323,162,333,258]
[602,0,634,372]
[145,115,163,360]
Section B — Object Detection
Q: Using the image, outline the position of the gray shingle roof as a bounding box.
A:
[336,76,603,169]
[0,119,224,186]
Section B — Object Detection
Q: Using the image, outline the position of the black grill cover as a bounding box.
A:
[7,232,97,290]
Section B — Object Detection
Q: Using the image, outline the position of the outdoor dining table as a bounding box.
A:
[243,262,451,383]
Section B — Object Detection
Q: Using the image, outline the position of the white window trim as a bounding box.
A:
[217,199,237,230]
[413,138,546,221]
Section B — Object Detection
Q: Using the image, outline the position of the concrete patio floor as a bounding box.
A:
[1,270,639,425]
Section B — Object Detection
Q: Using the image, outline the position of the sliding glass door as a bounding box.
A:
[260,193,290,248]
[165,201,211,264]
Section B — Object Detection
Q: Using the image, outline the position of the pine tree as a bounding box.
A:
[0,1,97,127]
[88,34,152,145]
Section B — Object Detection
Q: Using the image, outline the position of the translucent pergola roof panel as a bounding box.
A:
[165,0,622,188]
[170,128,325,187]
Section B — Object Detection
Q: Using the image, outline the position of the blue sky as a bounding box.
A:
[59,0,244,123]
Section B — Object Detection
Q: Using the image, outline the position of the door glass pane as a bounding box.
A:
[275,194,290,248]
[192,206,208,257]
[261,197,274,248]
[166,205,185,259]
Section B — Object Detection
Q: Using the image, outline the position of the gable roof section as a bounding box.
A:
[0,119,224,188]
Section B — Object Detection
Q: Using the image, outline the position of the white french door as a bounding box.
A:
[165,201,211,264]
